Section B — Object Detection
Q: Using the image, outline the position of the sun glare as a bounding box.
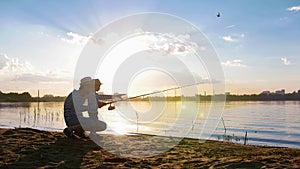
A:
[110,122,129,135]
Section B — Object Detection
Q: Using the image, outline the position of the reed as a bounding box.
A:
[221,117,226,134]
[19,111,22,128]
[220,117,242,143]
[135,111,139,133]
[244,131,248,145]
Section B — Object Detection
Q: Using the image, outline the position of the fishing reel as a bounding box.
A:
[108,103,115,110]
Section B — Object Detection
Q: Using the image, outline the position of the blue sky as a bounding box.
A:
[0,0,299,96]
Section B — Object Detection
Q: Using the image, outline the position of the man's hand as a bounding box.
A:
[98,101,107,108]
[108,104,115,110]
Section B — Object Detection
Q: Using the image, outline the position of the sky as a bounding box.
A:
[0,0,299,96]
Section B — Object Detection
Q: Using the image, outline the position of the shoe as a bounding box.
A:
[63,128,74,138]
[74,130,88,139]
[73,127,88,139]
[89,132,103,141]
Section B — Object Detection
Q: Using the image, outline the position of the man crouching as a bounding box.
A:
[63,77,113,138]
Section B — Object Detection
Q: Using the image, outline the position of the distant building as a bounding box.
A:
[298,90,300,94]
[261,91,271,95]
[275,89,285,95]
[225,92,230,95]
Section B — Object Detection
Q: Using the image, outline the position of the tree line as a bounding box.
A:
[1,90,300,102]
[131,93,300,101]
[0,91,65,102]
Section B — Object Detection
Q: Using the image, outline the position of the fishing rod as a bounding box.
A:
[105,81,204,105]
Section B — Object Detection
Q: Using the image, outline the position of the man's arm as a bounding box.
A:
[98,101,107,108]
[97,94,125,100]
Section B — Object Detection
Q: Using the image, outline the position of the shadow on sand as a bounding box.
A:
[1,128,104,168]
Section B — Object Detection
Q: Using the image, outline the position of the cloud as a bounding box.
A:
[279,17,289,21]
[0,53,32,73]
[281,57,291,65]
[222,34,245,43]
[0,55,43,83]
[222,59,247,67]
[225,25,236,29]
[147,33,199,55]
[0,53,71,84]
[12,73,70,83]
[90,37,105,45]
[222,36,238,42]
[287,5,300,11]
[60,32,91,45]
[0,53,9,69]
[1,71,72,96]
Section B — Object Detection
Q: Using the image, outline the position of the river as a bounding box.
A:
[0,101,299,148]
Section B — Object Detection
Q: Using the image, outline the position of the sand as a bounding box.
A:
[1,128,300,168]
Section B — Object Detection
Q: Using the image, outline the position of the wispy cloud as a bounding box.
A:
[281,57,291,65]
[90,37,105,45]
[222,59,247,67]
[222,33,245,43]
[12,73,70,83]
[225,25,236,29]
[60,32,91,45]
[287,5,300,11]
[279,17,288,21]
[222,36,237,42]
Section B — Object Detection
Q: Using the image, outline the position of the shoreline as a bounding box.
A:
[1,128,300,168]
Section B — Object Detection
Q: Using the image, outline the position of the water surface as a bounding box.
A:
[0,101,299,148]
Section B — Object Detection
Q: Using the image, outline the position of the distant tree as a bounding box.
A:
[0,92,32,102]
[19,92,32,101]
[40,94,65,102]
[42,94,55,98]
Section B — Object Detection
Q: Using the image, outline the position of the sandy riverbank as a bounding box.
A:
[1,128,300,168]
